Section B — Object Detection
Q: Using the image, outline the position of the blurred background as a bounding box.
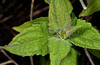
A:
[0,0,100,65]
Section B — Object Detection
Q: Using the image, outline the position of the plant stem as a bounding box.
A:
[0,48,18,65]
[79,1,95,65]
[30,56,34,65]
[84,48,95,65]
[0,60,13,65]
[30,0,34,65]
[30,0,34,21]
[79,0,87,9]
[0,46,3,49]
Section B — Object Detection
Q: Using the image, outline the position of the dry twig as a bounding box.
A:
[32,6,49,17]
[79,0,87,9]
[30,0,34,21]
[30,0,35,65]
[0,60,13,65]
[0,15,13,23]
[79,0,95,65]
[84,48,95,65]
[0,48,18,65]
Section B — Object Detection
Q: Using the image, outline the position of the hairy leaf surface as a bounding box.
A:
[4,22,49,56]
[79,0,100,17]
[71,13,77,26]
[49,0,73,31]
[61,48,79,65]
[13,17,48,32]
[68,19,100,50]
[65,26,80,39]
[57,26,80,39]
[48,37,72,65]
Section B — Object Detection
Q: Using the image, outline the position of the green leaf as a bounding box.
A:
[48,37,72,65]
[61,48,79,65]
[4,22,49,56]
[13,17,49,32]
[71,13,77,26]
[40,56,46,65]
[79,0,100,17]
[88,49,100,59]
[45,0,51,4]
[57,26,80,39]
[49,0,73,31]
[68,19,100,50]
[65,26,80,39]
